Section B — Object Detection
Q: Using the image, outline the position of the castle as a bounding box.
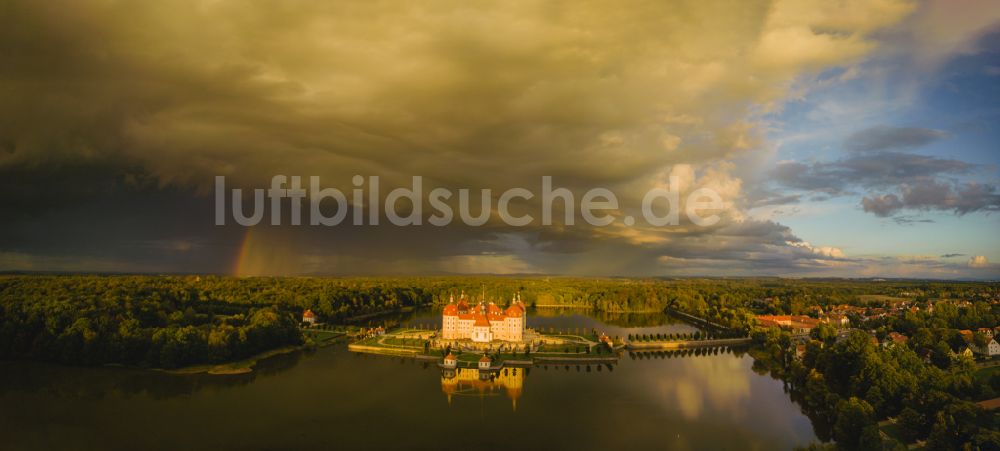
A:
[441,292,526,343]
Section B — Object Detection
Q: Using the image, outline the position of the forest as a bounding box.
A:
[755,328,1000,450]
[1,275,997,371]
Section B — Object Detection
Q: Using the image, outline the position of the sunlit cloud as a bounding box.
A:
[0,0,997,278]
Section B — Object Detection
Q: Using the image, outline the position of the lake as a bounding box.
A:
[0,309,819,450]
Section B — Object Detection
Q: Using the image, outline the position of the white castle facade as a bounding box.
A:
[441,293,526,343]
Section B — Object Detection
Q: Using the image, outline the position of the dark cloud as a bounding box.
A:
[770,129,997,220]
[861,179,1000,217]
[844,125,948,153]
[901,180,1000,215]
[861,194,904,216]
[891,216,935,225]
[751,193,802,207]
[940,253,965,258]
[4,0,988,278]
[772,151,974,194]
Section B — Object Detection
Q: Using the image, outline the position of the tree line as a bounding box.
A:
[754,328,999,450]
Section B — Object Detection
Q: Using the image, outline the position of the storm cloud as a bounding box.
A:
[2,0,995,278]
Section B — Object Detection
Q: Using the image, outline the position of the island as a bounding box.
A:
[348,290,623,367]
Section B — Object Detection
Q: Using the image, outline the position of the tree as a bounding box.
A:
[930,341,952,369]
[896,407,924,443]
[811,323,837,345]
[926,401,997,450]
[833,397,876,450]
[972,332,989,350]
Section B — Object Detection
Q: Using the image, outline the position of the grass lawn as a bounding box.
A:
[538,343,589,353]
[301,329,344,344]
[423,348,446,357]
[356,336,383,346]
[546,333,598,343]
[382,337,426,347]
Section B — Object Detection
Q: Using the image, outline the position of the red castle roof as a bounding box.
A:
[303,310,315,318]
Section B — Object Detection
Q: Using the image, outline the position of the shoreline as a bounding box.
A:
[165,330,347,376]
[162,345,305,376]
[343,306,416,322]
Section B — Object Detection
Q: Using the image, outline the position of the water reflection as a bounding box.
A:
[0,348,306,400]
[440,367,524,410]
[433,346,756,417]
[0,312,821,450]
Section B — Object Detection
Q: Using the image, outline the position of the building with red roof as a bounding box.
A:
[441,292,526,343]
[886,332,909,347]
[302,309,317,325]
[755,315,820,334]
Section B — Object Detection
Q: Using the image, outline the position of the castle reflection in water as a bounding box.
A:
[440,367,524,410]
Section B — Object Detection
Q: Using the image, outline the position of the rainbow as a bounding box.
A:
[232,227,300,277]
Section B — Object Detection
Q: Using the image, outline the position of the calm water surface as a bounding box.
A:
[0,310,818,450]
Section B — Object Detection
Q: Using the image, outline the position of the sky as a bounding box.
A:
[1,0,998,279]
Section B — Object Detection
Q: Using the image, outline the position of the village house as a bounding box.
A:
[755,315,821,334]
[795,343,807,361]
[976,338,1000,357]
[952,347,975,360]
[960,330,1000,357]
[302,309,317,326]
[824,314,850,328]
[884,332,908,348]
